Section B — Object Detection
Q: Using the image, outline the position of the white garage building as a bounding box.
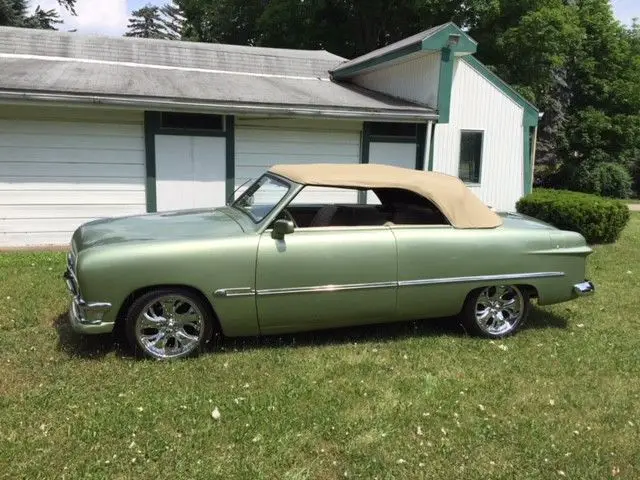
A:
[0,23,538,247]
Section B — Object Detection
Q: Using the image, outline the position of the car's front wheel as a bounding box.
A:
[125,288,214,360]
[461,285,530,338]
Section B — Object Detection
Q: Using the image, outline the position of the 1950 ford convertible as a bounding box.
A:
[64,164,594,359]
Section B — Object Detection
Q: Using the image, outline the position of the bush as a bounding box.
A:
[568,162,633,199]
[516,189,630,244]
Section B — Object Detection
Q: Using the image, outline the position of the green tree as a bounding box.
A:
[125,4,169,39]
[160,0,185,39]
[0,0,75,28]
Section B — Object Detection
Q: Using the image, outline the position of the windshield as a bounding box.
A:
[231,174,291,223]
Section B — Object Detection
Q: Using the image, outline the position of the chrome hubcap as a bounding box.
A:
[475,285,524,335]
[135,295,204,359]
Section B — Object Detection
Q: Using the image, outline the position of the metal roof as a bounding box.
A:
[0,27,437,121]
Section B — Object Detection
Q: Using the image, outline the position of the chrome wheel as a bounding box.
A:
[135,294,205,359]
[474,285,524,336]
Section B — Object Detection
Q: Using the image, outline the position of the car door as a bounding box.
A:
[255,226,397,334]
[392,225,495,320]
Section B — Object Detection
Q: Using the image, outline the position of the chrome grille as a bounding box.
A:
[64,252,79,296]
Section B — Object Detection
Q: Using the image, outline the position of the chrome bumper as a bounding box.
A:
[64,256,115,334]
[573,280,595,296]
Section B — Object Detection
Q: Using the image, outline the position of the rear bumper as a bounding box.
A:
[573,280,595,296]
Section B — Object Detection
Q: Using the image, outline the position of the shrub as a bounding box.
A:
[568,162,633,199]
[516,189,630,244]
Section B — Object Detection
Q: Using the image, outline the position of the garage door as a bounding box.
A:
[0,116,146,247]
[235,119,362,204]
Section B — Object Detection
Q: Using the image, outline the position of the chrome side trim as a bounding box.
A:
[216,272,566,299]
[214,288,255,298]
[398,271,565,288]
[257,281,397,297]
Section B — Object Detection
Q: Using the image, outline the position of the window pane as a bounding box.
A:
[291,186,359,204]
[369,122,417,138]
[161,112,224,131]
[231,175,290,222]
[458,131,483,183]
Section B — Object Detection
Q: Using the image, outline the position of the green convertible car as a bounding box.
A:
[64,164,595,359]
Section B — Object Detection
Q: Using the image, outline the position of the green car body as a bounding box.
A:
[64,169,594,346]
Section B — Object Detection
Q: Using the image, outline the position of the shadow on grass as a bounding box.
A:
[53,312,131,360]
[53,305,568,359]
[220,305,568,353]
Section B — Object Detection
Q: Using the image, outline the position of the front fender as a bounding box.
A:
[76,236,261,337]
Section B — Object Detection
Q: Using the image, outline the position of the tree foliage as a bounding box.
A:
[160,0,185,40]
[124,5,168,39]
[125,2,186,40]
[0,0,74,29]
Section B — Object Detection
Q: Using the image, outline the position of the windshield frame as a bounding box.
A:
[230,173,294,224]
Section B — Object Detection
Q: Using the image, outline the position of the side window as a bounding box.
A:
[458,131,483,184]
[374,188,449,226]
[284,186,387,228]
[290,186,359,205]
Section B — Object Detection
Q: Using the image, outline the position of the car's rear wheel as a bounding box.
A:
[125,288,214,360]
[461,285,530,338]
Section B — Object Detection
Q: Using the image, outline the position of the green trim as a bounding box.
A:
[427,122,436,171]
[332,23,476,80]
[369,135,417,144]
[358,122,371,204]
[437,48,455,124]
[143,111,161,213]
[225,115,235,202]
[144,111,235,212]
[155,127,227,137]
[421,23,477,54]
[415,123,427,170]
[523,122,537,195]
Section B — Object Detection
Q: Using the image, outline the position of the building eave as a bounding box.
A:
[331,23,478,80]
[0,90,438,123]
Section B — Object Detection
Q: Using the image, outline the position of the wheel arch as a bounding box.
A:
[114,284,223,338]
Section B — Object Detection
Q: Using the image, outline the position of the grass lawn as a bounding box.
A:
[1,216,639,479]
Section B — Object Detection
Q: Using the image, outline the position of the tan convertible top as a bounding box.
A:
[269,163,502,229]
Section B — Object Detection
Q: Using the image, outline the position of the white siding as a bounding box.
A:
[369,142,416,170]
[155,135,227,211]
[0,107,145,247]
[432,59,524,211]
[235,117,362,203]
[352,52,441,108]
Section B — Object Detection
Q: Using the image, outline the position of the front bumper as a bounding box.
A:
[573,280,595,296]
[64,255,115,334]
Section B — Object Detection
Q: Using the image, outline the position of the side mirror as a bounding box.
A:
[271,219,295,240]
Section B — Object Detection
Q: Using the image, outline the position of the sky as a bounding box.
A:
[35,0,639,37]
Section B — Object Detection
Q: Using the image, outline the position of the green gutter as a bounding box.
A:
[143,111,160,213]
[437,48,455,124]
[427,122,436,171]
[225,115,236,201]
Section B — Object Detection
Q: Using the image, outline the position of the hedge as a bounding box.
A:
[516,189,630,244]
[569,161,633,199]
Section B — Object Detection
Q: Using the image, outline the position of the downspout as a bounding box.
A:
[423,120,433,171]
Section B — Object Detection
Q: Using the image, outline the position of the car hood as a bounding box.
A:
[72,207,245,252]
